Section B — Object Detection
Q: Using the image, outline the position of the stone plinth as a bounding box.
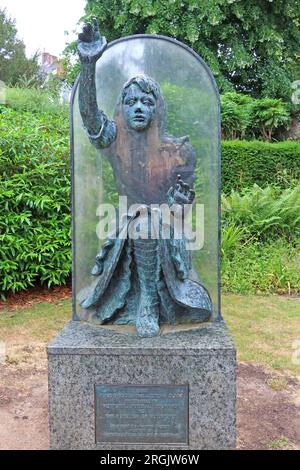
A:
[48,321,236,450]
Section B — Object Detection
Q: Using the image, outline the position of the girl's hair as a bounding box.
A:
[121,75,161,102]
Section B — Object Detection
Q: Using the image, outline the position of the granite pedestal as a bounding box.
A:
[48,321,236,450]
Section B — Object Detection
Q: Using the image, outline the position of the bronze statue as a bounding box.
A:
[77,20,212,337]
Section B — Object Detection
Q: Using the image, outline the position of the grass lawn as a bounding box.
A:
[222,294,300,375]
[0,299,70,369]
[0,293,299,375]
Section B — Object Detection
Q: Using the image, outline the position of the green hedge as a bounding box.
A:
[221,140,300,193]
[0,106,71,297]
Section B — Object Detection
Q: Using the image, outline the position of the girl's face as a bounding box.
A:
[123,84,157,131]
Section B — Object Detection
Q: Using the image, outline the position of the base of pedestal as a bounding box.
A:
[47,321,236,450]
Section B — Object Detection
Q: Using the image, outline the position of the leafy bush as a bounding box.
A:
[221,92,253,139]
[0,106,71,297]
[221,92,291,141]
[4,87,68,115]
[222,140,300,193]
[251,98,291,142]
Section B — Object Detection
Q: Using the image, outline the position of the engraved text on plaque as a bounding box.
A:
[95,385,189,444]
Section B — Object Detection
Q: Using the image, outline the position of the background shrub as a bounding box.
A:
[0,106,71,297]
[220,93,291,141]
[220,92,253,140]
[251,97,291,142]
[5,87,67,116]
[221,140,300,193]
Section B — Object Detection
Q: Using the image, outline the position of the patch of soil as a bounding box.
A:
[0,360,299,449]
[276,292,300,299]
[0,366,49,450]
[0,285,72,311]
[237,362,300,450]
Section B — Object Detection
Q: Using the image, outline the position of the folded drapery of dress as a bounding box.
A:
[78,207,212,337]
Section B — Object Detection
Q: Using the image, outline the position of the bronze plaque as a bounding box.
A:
[95,384,189,444]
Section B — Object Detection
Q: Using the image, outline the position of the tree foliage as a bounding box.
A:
[81,0,300,100]
[0,8,42,87]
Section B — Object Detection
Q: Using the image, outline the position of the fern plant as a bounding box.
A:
[222,184,300,241]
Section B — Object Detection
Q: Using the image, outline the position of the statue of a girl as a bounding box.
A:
[77,20,212,337]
